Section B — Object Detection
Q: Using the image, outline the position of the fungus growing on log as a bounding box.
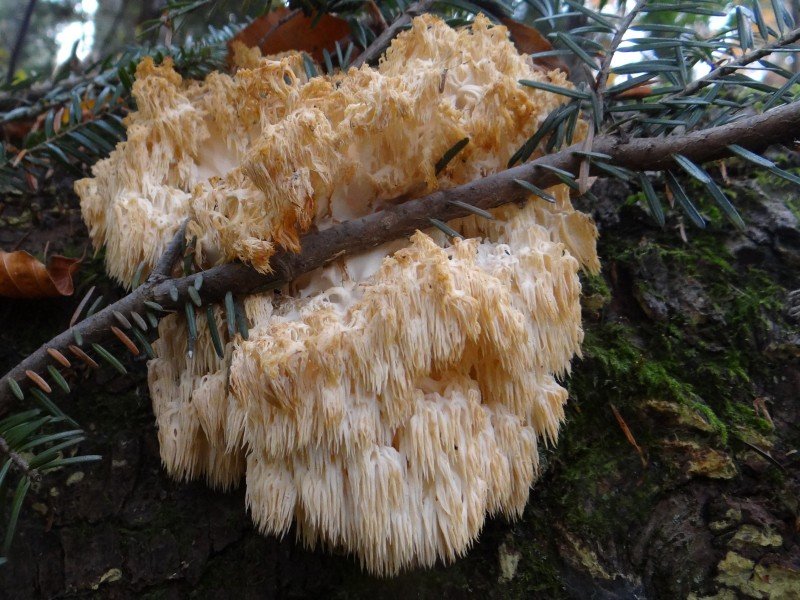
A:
[76,14,599,575]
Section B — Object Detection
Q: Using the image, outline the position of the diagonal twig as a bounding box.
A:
[149,219,189,280]
[256,8,301,47]
[665,25,800,102]
[595,0,648,97]
[5,0,38,86]
[1,100,799,414]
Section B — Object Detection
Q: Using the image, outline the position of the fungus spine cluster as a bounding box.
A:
[76,14,599,574]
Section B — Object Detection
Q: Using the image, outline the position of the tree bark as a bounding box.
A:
[0,166,798,598]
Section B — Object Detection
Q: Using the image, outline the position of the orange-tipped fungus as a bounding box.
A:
[78,14,600,575]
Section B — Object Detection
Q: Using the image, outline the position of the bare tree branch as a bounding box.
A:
[149,219,189,280]
[1,100,799,414]
[256,8,301,47]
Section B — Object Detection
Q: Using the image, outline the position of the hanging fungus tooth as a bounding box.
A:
[81,14,600,575]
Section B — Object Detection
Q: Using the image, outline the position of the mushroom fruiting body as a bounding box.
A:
[77,14,600,575]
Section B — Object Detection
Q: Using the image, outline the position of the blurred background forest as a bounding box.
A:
[0,0,252,85]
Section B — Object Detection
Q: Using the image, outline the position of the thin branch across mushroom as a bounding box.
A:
[77,14,599,574]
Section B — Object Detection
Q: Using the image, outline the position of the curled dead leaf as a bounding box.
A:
[0,250,81,298]
[231,9,565,75]
[499,17,569,74]
[231,7,352,63]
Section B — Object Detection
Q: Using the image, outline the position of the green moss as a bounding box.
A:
[589,216,791,444]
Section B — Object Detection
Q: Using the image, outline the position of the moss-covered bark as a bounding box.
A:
[0,171,798,599]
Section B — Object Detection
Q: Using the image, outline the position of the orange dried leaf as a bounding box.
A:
[0,250,81,298]
[62,97,95,125]
[1,120,35,144]
[231,7,352,63]
[499,17,568,74]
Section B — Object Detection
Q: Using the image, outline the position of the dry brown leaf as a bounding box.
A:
[231,10,566,75]
[499,16,569,74]
[231,7,352,63]
[1,120,35,145]
[0,250,81,298]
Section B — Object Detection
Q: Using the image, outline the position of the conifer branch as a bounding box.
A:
[670,25,800,101]
[595,0,648,96]
[0,99,798,414]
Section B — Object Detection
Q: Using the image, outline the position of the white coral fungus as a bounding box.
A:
[77,14,600,575]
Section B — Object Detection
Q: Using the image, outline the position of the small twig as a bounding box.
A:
[610,403,647,467]
[1,100,800,414]
[5,0,38,86]
[366,0,389,33]
[10,229,32,251]
[351,0,435,68]
[256,8,301,47]
[97,0,129,55]
[734,435,786,472]
[0,435,40,482]
[148,219,189,280]
[594,0,648,97]
[666,25,800,102]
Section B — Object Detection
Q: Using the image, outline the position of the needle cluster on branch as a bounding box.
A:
[1,99,799,413]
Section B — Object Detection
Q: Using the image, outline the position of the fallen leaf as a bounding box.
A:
[1,120,35,145]
[231,10,568,75]
[499,17,569,74]
[0,251,81,298]
[231,7,352,64]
